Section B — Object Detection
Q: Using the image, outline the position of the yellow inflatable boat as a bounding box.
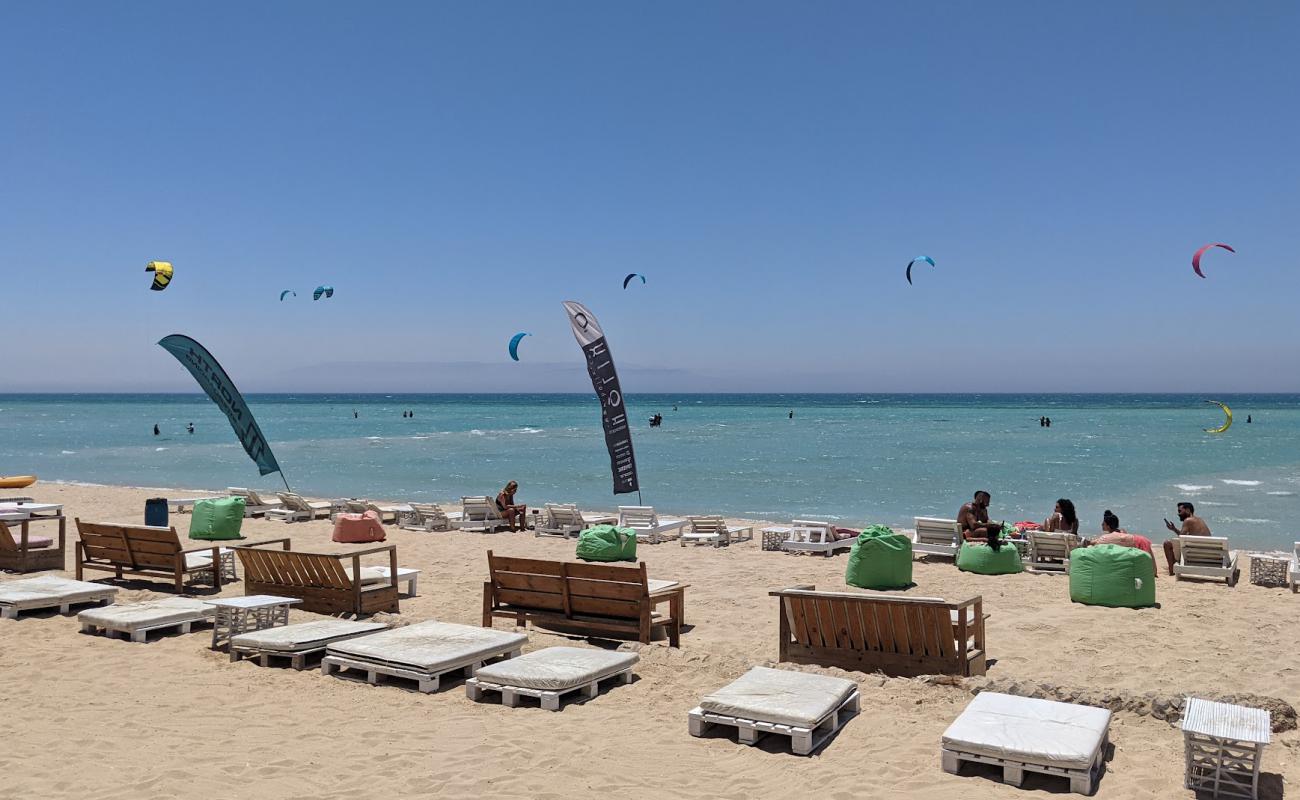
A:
[0,475,37,489]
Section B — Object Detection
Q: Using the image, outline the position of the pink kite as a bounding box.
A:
[1192,242,1234,279]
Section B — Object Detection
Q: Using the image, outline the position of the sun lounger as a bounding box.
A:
[1173,535,1240,586]
[266,493,333,523]
[322,620,527,693]
[534,503,615,538]
[781,520,854,556]
[0,517,65,572]
[226,488,282,517]
[0,576,117,620]
[461,496,510,533]
[941,692,1112,795]
[689,666,860,755]
[680,515,754,548]
[617,506,686,544]
[467,646,638,710]
[913,517,962,558]
[1026,530,1079,573]
[78,597,215,643]
[230,619,388,669]
[398,503,454,532]
[1290,542,1299,593]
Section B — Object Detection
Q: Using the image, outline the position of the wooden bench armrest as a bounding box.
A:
[951,596,983,611]
[768,584,817,596]
[241,537,292,550]
[342,544,398,558]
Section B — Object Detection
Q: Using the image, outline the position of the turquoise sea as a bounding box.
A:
[2,393,1297,550]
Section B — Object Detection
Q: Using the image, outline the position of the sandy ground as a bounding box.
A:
[1,482,1297,799]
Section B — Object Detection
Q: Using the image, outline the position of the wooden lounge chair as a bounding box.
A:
[74,519,233,592]
[233,538,401,616]
[1173,535,1240,586]
[617,506,686,544]
[267,493,333,523]
[1026,530,1079,573]
[398,502,454,532]
[769,585,987,677]
[680,515,754,548]
[912,517,962,559]
[781,520,854,557]
[461,496,510,532]
[226,487,282,517]
[482,551,686,647]
[0,517,65,572]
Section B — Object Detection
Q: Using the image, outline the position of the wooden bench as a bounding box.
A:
[770,585,986,677]
[74,519,231,592]
[233,539,400,616]
[482,551,685,647]
[1,517,65,573]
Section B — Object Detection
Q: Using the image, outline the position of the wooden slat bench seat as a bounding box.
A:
[769,585,986,677]
[74,519,231,592]
[233,539,399,616]
[482,551,685,647]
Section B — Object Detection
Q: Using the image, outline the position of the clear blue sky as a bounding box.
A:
[2,2,1297,392]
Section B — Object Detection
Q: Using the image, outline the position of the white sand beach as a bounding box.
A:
[2,482,1297,799]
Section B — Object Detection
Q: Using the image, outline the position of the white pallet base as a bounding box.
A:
[466,667,634,710]
[2,595,115,620]
[321,648,522,693]
[80,617,209,643]
[941,738,1107,796]
[231,645,328,670]
[688,690,859,755]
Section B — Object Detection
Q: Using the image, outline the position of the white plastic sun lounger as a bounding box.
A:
[1290,542,1299,593]
[680,515,754,548]
[781,520,854,556]
[0,576,118,620]
[226,487,283,517]
[1026,531,1079,573]
[231,619,388,669]
[467,646,638,710]
[167,496,222,514]
[322,620,527,693]
[534,504,615,538]
[1173,536,1240,586]
[461,496,510,533]
[267,493,333,523]
[913,517,962,558]
[618,506,686,544]
[398,503,455,532]
[78,597,215,643]
[689,666,860,755]
[941,692,1112,795]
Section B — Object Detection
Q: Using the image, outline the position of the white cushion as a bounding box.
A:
[0,576,117,607]
[646,579,679,593]
[699,667,857,729]
[473,646,638,691]
[232,620,387,652]
[942,692,1111,771]
[327,620,527,672]
[77,597,213,631]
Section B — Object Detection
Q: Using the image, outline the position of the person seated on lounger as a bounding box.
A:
[958,491,1005,551]
[496,481,528,532]
[1090,510,1157,574]
[1041,498,1079,535]
[1161,501,1211,576]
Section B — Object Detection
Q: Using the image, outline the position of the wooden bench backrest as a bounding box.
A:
[235,547,355,590]
[618,506,658,529]
[76,521,181,569]
[915,517,960,546]
[487,552,649,620]
[772,587,978,666]
[1182,536,1231,567]
[0,521,19,551]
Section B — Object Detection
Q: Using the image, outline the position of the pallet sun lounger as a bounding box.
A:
[689,666,860,755]
[231,619,388,669]
[466,646,638,710]
[78,597,216,643]
[941,692,1112,795]
[0,576,118,620]
[322,620,527,693]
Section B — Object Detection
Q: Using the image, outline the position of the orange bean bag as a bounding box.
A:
[332,510,386,543]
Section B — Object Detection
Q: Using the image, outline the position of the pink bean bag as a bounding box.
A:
[332,510,386,543]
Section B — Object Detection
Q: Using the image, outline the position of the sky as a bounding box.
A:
[2,1,1298,393]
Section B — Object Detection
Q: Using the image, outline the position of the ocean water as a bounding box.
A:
[2,393,1298,550]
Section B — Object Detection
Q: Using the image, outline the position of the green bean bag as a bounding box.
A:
[575,525,637,563]
[188,496,245,540]
[845,525,913,590]
[956,541,1024,575]
[1070,544,1157,608]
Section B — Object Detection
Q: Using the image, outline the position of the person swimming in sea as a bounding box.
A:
[788,410,794,419]
[186,422,194,434]
[153,424,160,436]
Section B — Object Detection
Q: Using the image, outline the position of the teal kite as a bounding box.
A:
[623,273,645,290]
[509,332,530,361]
[905,256,935,285]
[279,290,296,301]
[313,285,334,301]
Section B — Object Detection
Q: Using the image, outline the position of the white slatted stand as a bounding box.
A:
[1181,697,1271,799]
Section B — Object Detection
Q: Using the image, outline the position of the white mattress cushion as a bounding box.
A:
[942,692,1112,771]
[0,576,117,606]
[77,597,213,631]
[232,620,387,652]
[646,579,679,593]
[473,646,638,691]
[699,667,857,729]
[327,620,527,672]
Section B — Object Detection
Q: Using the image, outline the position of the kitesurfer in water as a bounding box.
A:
[187,422,194,434]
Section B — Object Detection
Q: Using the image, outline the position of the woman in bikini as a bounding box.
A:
[496,481,528,531]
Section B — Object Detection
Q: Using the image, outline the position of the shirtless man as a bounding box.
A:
[958,490,1004,550]
[1161,501,1211,575]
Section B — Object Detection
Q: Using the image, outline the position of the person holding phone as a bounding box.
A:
[1161,501,1211,575]
[958,490,1005,551]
